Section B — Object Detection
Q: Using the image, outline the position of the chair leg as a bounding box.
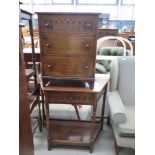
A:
[38,101,42,132]
[114,140,123,155]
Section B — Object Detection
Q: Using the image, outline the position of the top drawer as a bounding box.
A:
[38,14,98,35]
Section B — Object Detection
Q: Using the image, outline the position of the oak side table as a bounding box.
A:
[41,75,109,153]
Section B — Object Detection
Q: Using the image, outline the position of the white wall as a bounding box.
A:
[20,3,135,20]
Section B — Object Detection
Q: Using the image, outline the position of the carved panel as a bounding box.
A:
[47,92,93,104]
[39,15,97,34]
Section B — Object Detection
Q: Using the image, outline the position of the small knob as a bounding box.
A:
[46,43,51,48]
[86,23,91,28]
[84,65,89,70]
[47,64,52,69]
[85,43,90,48]
[45,23,49,27]
[68,96,72,100]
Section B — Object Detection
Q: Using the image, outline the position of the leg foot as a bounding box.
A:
[48,141,51,151]
[114,140,123,155]
[107,114,110,126]
[89,146,93,153]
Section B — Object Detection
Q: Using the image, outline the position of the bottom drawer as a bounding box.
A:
[41,56,94,78]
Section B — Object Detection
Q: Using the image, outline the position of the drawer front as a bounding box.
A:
[38,14,98,35]
[41,56,94,78]
[40,34,96,56]
[47,92,93,105]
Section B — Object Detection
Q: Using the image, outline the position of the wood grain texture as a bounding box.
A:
[19,25,34,155]
[41,56,94,78]
[42,76,109,152]
[37,12,99,88]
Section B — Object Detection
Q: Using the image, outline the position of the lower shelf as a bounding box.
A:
[49,120,102,146]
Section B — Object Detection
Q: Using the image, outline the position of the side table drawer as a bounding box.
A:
[46,92,94,105]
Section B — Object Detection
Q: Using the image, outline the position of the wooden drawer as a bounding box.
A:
[47,92,93,105]
[38,14,98,35]
[41,56,94,78]
[40,34,96,56]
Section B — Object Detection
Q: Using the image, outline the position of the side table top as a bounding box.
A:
[40,74,109,93]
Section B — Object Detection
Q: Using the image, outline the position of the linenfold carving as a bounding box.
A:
[40,16,96,33]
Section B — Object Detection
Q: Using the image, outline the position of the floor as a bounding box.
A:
[33,123,135,155]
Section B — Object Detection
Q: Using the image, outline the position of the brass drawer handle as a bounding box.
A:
[46,43,51,48]
[84,65,89,70]
[84,23,92,31]
[47,64,52,70]
[85,43,90,48]
[45,23,50,27]
[86,23,91,28]
[68,96,72,100]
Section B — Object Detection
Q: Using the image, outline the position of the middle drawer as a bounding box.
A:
[40,34,96,56]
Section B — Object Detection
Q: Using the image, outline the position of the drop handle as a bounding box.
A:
[85,43,90,48]
[47,64,52,69]
[68,96,72,100]
[86,23,91,28]
[45,23,50,27]
[84,65,89,70]
[46,43,51,48]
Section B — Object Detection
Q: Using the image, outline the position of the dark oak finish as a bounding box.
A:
[19,24,34,155]
[37,12,100,88]
[40,34,95,56]
[41,56,94,78]
[46,92,94,105]
[41,75,109,153]
[50,120,101,145]
[20,8,42,136]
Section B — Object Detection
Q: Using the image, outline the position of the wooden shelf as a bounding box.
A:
[49,120,102,146]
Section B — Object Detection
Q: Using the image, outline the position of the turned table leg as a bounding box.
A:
[101,84,108,130]
[45,94,51,150]
[90,103,97,153]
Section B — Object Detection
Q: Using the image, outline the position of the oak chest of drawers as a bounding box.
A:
[37,12,99,88]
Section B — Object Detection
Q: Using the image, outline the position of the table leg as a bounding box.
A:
[41,90,46,127]
[38,98,42,132]
[101,84,108,130]
[90,103,97,153]
[73,104,81,120]
[44,95,51,150]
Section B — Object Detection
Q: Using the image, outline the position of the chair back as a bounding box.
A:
[110,57,135,105]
